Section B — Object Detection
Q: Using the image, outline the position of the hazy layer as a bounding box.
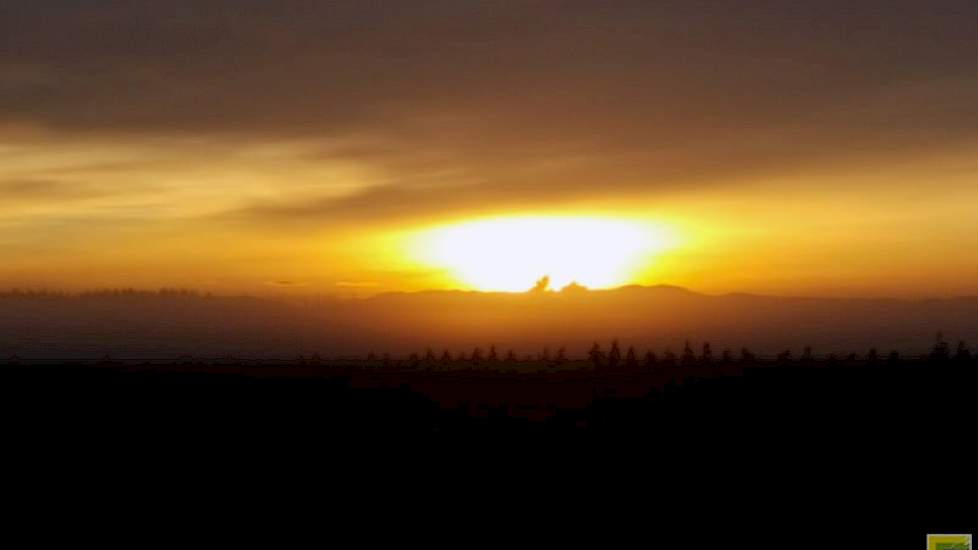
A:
[3,286,975,359]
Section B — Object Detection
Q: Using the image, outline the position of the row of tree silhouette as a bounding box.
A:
[21,332,968,367]
[0,288,210,299]
[369,333,973,368]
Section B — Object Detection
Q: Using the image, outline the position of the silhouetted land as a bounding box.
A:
[3,291,975,538]
[5,351,974,436]
[4,351,972,542]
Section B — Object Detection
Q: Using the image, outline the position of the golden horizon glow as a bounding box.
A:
[409,216,679,292]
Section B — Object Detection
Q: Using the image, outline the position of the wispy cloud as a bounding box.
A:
[3,1,978,293]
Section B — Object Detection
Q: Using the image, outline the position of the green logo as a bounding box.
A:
[929,535,972,550]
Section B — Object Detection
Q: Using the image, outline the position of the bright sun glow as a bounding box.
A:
[411,216,678,291]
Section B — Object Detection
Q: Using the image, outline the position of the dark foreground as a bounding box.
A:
[2,358,973,543]
[4,356,975,436]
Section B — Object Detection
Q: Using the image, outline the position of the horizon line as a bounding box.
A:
[2,284,977,302]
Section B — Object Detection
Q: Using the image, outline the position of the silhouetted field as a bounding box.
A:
[4,349,972,541]
[5,350,974,435]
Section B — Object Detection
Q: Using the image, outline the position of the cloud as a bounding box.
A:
[0,179,107,202]
[266,280,305,287]
[4,2,977,139]
[4,1,978,227]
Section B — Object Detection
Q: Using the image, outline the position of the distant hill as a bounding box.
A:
[2,286,978,359]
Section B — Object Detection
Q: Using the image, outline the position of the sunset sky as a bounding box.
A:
[3,1,978,297]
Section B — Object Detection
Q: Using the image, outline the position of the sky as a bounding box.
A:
[3,1,978,297]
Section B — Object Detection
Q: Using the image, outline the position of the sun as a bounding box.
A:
[410,215,678,292]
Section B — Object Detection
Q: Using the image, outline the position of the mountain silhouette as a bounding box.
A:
[3,285,978,359]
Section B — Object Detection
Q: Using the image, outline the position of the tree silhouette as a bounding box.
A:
[608,339,622,369]
[625,346,637,368]
[954,341,971,362]
[588,342,605,368]
[487,345,498,362]
[643,350,657,369]
[930,331,950,361]
[700,342,713,365]
[682,340,696,366]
